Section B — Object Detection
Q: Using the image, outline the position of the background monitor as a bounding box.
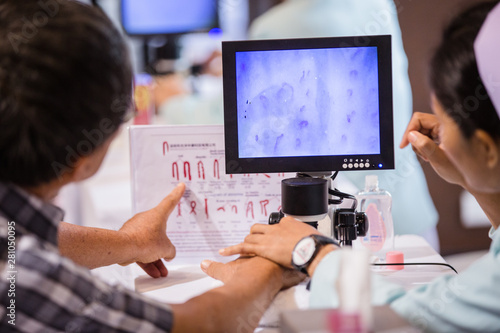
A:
[222,35,394,174]
[120,0,218,36]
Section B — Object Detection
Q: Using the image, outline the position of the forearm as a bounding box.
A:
[58,222,137,269]
[171,259,283,333]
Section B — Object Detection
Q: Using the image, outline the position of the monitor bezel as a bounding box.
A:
[222,35,394,174]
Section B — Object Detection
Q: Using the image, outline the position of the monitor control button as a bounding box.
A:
[365,163,370,168]
[348,163,353,169]
[342,163,348,169]
[354,163,359,168]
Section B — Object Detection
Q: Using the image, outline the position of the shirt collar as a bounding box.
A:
[0,182,63,247]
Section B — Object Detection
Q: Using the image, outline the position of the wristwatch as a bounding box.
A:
[291,234,338,275]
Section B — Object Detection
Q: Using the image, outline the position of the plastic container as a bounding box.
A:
[355,175,394,260]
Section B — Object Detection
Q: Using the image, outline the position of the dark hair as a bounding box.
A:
[0,0,133,187]
[430,0,500,140]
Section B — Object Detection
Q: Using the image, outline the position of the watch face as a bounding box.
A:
[292,237,316,266]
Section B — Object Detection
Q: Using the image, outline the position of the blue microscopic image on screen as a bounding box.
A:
[236,47,380,158]
[122,0,216,35]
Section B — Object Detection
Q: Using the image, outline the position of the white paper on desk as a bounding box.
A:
[130,125,293,264]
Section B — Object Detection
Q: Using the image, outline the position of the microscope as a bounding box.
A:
[268,173,368,247]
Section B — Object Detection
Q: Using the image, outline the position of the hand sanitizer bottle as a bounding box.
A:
[355,175,394,260]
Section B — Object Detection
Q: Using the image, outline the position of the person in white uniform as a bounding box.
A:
[218,1,500,331]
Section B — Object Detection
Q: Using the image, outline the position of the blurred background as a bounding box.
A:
[68,0,491,260]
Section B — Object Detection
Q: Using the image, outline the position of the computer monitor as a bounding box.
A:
[222,35,394,174]
[120,0,218,36]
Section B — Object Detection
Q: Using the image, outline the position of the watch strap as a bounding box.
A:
[310,234,338,247]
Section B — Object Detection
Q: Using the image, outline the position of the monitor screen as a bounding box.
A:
[121,0,218,36]
[222,35,394,174]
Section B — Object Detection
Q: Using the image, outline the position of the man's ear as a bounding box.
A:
[473,130,499,170]
[66,129,119,184]
[69,156,93,182]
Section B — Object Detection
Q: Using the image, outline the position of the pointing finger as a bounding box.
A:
[156,183,186,218]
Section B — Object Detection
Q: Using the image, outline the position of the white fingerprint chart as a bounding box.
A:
[130,125,293,264]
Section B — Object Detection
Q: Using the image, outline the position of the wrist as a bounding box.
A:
[306,244,337,277]
[118,228,140,263]
[271,265,288,294]
[228,257,284,294]
[259,258,284,292]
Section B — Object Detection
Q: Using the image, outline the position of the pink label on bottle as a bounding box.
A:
[361,203,386,252]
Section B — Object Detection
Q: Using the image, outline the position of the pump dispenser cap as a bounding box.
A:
[365,175,379,191]
[386,251,404,270]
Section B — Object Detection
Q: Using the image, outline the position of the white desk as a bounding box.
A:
[91,234,454,332]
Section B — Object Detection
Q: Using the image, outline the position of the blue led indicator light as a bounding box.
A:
[208,28,223,39]
[378,163,383,168]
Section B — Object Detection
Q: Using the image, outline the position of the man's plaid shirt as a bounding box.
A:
[0,183,173,332]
